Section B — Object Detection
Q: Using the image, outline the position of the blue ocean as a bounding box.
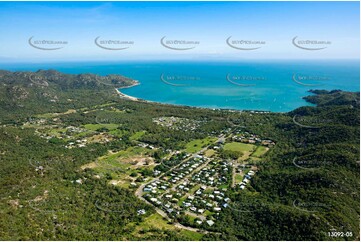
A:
[0,60,359,112]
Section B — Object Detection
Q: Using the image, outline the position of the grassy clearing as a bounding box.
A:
[204,210,214,217]
[91,102,117,109]
[97,147,152,167]
[180,229,204,240]
[224,142,255,152]
[251,146,269,157]
[235,173,243,183]
[178,185,201,206]
[35,109,77,119]
[189,184,201,194]
[83,123,119,131]
[130,131,146,141]
[35,113,58,119]
[86,146,155,187]
[47,127,67,136]
[126,213,203,240]
[204,149,215,157]
[218,184,228,189]
[109,129,127,137]
[71,130,95,139]
[185,137,217,153]
[224,142,256,160]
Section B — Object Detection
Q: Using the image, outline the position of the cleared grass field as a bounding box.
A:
[224,142,255,152]
[90,147,152,171]
[130,131,146,140]
[87,146,155,188]
[204,149,215,157]
[125,213,203,240]
[235,173,243,183]
[185,137,217,153]
[224,142,256,160]
[109,129,127,137]
[83,123,119,131]
[36,109,77,118]
[251,146,269,157]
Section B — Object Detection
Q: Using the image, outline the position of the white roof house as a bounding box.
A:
[137,209,146,215]
[206,220,215,226]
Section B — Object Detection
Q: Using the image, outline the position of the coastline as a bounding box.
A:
[115,82,276,113]
[115,81,141,101]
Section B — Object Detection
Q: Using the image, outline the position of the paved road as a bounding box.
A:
[135,134,226,198]
[134,135,226,234]
[135,185,209,233]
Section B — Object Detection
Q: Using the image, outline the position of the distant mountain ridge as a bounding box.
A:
[0,69,135,89]
[0,69,136,122]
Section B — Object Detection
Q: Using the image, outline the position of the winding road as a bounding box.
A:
[134,135,226,234]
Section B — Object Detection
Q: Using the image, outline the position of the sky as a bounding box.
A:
[0,1,359,62]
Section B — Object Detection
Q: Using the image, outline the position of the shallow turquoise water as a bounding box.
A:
[1,60,359,112]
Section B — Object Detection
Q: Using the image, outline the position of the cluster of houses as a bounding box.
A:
[239,170,256,190]
[164,156,209,184]
[138,128,266,229]
[231,131,275,147]
[191,160,231,187]
[181,187,230,218]
[153,170,162,176]
[65,138,88,149]
[152,116,203,131]
[153,152,190,176]
[249,111,270,114]
[143,190,179,215]
[173,180,196,197]
[186,187,229,211]
[26,118,47,125]
[151,181,196,213]
[32,120,118,149]
[143,157,234,227]
[143,180,171,196]
[137,142,155,150]
[35,126,72,141]
[144,177,230,227]
[34,124,85,145]
[66,132,113,149]
[34,124,89,147]
[145,158,258,226]
[65,134,112,149]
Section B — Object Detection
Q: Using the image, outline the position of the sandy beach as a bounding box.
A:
[115,81,241,112]
[115,82,141,101]
[115,80,278,113]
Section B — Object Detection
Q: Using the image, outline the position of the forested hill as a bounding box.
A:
[0,69,134,90]
[0,70,359,240]
[0,70,135,122]
[304,89,360,107]
[205,89,360,240]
